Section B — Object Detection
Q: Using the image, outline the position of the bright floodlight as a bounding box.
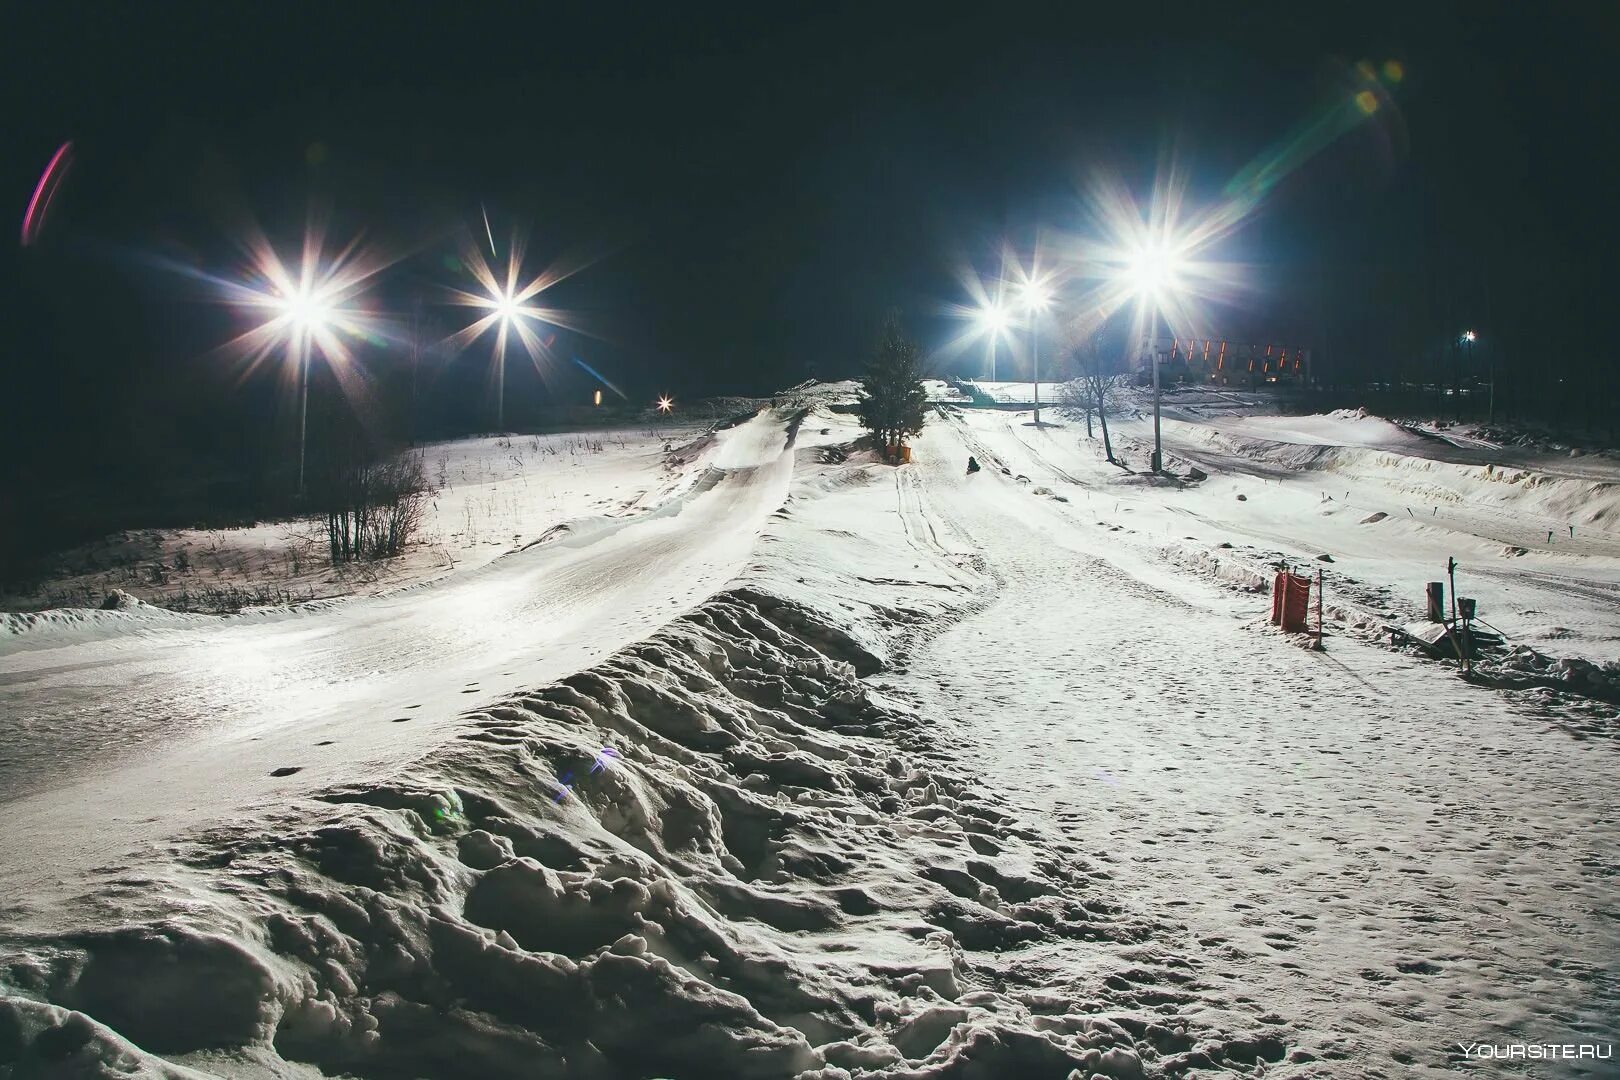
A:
[977,301,1009,334]
[656,395,673,413]
[1020,279,1052,313]
[1462,329,1477,343]
[276,288,332,331]
[494,290,519,324]
[1124,244,1181,300]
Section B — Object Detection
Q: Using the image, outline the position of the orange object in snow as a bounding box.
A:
[1271,572,1312,632]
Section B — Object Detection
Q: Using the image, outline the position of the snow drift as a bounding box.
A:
[2,581,1185,1079]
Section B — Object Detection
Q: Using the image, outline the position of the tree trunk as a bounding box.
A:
[1098,386,1115,464]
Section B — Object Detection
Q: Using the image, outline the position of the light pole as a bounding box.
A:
[976,300,1009,384]
[1020,278,1052,424]
[1148,307,1161,471]
[1121,243,1179,473]
[274,289,333,497]
[1461,329,1484,423]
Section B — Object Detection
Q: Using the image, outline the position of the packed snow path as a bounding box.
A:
[0,412,793,910]
[883,413,1619,1074]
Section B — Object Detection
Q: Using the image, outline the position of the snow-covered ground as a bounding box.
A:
[0,424,709,614]
[2,389,1616,1077]
[962,380,1055,405]
[886,408,1619,1075]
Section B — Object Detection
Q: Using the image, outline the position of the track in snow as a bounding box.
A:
[0,411,794,909]
[883,415,1620,1074]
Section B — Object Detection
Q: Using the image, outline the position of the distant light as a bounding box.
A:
[656,395,673,413]
[1355,90,1379,116]
[593,389,602,406]
[1461,329,1477,343]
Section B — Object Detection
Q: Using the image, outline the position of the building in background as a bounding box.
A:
[1134,336,1312,389]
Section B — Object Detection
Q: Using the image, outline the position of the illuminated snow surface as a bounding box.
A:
[2,389,1617,1078]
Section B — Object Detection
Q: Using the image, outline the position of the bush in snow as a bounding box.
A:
[309,445,431,564]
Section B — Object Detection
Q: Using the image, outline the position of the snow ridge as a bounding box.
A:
[1,586,1176,1079]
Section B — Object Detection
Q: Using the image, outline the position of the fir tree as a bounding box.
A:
[857,311,928,457]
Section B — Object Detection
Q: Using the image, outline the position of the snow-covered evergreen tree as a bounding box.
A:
[857,311,928,456]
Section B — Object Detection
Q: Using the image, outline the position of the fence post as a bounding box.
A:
[1315,567,1324,648]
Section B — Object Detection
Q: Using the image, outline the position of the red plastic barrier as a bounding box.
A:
[1271,572,1312,633]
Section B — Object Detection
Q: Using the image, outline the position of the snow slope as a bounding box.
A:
[884,408,1619,1075]
[2,396,1616,1079]
[981,400,1620,673]
[1,423,710,614]
[0,412,789,903]
[2,407,1195,1080]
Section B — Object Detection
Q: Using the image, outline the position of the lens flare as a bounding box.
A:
[1059,160,1250,355]
[21,141,74,247]
[179,210,397,417]
[445,226,594,404]
[656,395,674,413]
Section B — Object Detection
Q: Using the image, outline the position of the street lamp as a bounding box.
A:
[447,223,568,434]
[1120,241,1183,473]
[1460,329,1486,424]
[272,285,335,495]
[976,300,1010,382]
[1019,278,1053,423]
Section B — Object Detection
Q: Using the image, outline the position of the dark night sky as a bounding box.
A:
[2,2,1617,547]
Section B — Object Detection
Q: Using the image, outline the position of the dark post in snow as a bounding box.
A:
[1150,310,1163,473]
[1032,317,1041,425]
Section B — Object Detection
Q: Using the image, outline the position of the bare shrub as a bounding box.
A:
[311,448,431,564]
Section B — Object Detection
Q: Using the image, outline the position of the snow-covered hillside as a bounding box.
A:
[1,423,711,615]
[2,391,1616,1078]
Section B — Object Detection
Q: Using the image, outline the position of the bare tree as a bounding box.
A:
[1059,335,1118,465]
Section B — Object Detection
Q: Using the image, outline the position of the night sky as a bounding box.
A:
[3,2,1616,554]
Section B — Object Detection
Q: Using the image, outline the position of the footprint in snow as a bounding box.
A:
[392,717,412,723]
[269,766,302,777]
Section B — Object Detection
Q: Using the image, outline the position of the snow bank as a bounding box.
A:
[1481,645,1620,707]
[1169,419,1620,528]
[0,584,1168,1079]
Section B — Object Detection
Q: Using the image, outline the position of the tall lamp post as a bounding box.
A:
[976,300,1009,384]
[272,288,334,497]
[1461,329,1484,423]
[1120,243,1181,474]
[1020,279,1052,424]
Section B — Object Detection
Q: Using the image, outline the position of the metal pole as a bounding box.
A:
[497,352,505,432]
[1150,306,1163,473]
[1488,345,1495,426]
[297,350,308,497]
[1032,316,1041,424]
[409,297,421,447]
[989,334,997,383]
